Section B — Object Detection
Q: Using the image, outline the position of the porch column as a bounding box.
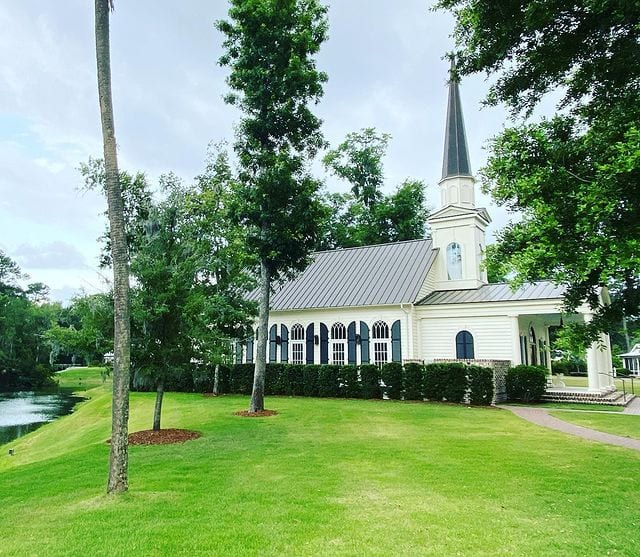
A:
[597,333,614,390]
[544,325,552,373]
[509,314,521,366]
[584,314,601,393]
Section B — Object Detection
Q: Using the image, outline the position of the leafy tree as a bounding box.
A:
[217,0,329,412]
[319,128,428,249]
[0,251,60,390]
[94,0,130,494]
[437,0,640,342]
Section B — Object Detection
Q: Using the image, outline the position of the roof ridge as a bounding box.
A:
[313,237,431,255]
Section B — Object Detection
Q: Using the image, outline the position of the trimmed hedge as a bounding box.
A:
[424,363,468,403]
[360,364,382,399]
[403,362,423,401]
[506,365,547,403]
[381,362,403,400]
[467,365,494,405]
[181,361,497,406]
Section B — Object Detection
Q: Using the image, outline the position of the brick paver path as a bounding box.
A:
[501,406,640,452]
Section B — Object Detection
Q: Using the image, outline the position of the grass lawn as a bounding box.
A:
[1,369,640,556]
[548,411,640,441]
[56,365,111,392]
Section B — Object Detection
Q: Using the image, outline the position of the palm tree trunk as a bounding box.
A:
[153,380,164,431]
[95,0,131,495]
[249,258,270,413]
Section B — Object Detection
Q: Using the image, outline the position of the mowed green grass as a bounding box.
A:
[549,411,640,440]
[1,371,640,556]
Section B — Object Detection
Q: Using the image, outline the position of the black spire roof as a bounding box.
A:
[441,62,472,180]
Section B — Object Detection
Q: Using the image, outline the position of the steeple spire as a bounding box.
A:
[441,59,471,180]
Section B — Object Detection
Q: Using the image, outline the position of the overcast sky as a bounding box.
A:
[0,1,515,304]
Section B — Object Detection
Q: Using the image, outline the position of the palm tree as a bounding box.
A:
[95,0,131,494]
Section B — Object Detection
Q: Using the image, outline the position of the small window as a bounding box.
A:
[291,323,304,365]
[447,242,463,280]
[331,322,346,365]
[456,330,474,359]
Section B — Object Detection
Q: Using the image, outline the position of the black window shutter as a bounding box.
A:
[269,325,277,363]
[347,321,357,365]
[246,336,254,363]
[320,323,329,364]
[281,324,289,363]
[391,320,402,362]
[306,323,314,364]
[360,321,370,364]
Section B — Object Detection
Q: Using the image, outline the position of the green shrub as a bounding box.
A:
[341,365,361,398]
[403,362,424,401]
[467,365,494,405]
[506,365,548,403]
[303,365,320,397]
[229,363,255,395]
[423,363,467,403]
[381,362,403,400]
[318,365,341,397]
[551,358,587,376]
[360,364,381,399]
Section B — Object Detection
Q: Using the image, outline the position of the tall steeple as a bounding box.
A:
[427,61,490,291]
[442,61,471,180]
[438,60,476,208]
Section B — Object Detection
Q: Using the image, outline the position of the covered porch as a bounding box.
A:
[512,310,615,395]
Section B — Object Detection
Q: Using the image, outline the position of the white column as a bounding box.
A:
[509,314,521,366]
[584,314,601,392]
[598,333,614,389]
[544,325,553,373]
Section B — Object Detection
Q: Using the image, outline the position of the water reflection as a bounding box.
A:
[0,392,85,445]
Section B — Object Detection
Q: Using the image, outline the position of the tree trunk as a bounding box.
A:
[249,258,270,413]
[622,313,631,352]
[212,363,220,396]
[153,380,164,431]
[95,0,131,495]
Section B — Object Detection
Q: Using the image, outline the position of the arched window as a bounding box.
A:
[331,322,346,365]
[291,323,304,364]
[456,330,474,359]
[446,242,463,280]
[372,320,390,367]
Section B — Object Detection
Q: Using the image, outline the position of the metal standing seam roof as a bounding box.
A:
[250,239,438,311]
[418,281,566,306]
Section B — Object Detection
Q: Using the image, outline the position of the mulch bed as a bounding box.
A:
[118,429,202,445]
[234,409,278,418]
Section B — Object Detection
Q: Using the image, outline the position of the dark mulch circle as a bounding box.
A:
[107,429,202,446]
[234,409,278,418]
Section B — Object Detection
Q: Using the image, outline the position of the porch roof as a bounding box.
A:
[418,281,565,306]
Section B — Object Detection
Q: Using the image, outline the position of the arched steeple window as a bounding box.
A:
[291,323,304,365]
[447,242,462,280]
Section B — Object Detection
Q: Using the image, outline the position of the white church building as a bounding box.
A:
[243,72,615,395]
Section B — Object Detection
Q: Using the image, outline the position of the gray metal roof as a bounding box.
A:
[442,65,472,180]
[418,281,566,306]
[253,239,437,311]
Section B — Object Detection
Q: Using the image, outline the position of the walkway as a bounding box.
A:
[501,405,640,452]
[623,397,640,415]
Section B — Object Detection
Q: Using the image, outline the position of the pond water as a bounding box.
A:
[0,391,85,446]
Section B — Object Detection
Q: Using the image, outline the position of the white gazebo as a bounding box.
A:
[620,344,640,377]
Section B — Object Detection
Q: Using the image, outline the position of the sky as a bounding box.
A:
[0,1,516,304]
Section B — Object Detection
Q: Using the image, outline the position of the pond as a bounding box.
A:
[0,391,85,446]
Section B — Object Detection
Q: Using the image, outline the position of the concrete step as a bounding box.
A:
[542,391,636,406]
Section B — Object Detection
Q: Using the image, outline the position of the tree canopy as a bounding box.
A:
[320,128,428,249]
[437,0,640,341]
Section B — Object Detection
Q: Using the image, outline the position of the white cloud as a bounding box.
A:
[13,241,87,270]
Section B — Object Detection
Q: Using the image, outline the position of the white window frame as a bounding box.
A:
[331,322,346,365]
[372,320,390,368]
[291,323,305,365]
